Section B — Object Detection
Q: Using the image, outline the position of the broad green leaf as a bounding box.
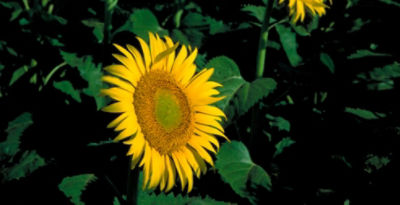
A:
[205,56,246,121]
[266,114,291,132]
[216,141,272,204]
[276,24,302,67]
[320,52,335,73]
[171,29,190,46]
[115,9,167,41]
[53,80,82,103]
[235,78,277,116]
[137,172,229,205]
[59,174,97,205]
[206,17,230,35]
[1,150,46,182]
[138,193,229,205]
[273,137,295,158]
[345,107,386,120]
[182,12,207,27]
[355,62,400,90]
[60,51,105,110]
[9,65,29,86]
[241,5,265,23]
[347,49,391,59]
[0,112,33,161]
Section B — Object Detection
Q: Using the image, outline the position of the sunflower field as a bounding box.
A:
[1,0,400,204]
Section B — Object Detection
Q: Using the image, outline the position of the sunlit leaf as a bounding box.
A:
[60,51,105,110]
[53,80,82,103]
[320,52,335,73]
[115,9,167,41]
[266,114,291,132]
[216,141,272,204]
[58,174,97,205]
[0,112,33,161]
[242,5,265,23]
[1,150,46,182]
[347,49,391,59]
[206,56,246,121]
[345,107,386,120]
[276,24,302,67]
[273,137,295,158]
[235,78,277,117]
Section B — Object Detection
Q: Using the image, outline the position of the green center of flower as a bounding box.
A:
[154,89,182,132]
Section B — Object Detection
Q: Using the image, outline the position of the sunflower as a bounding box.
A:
[101,33,229,192]
[279,0,331,23]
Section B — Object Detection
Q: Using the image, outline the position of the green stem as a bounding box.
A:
[255,0,274,78]
[126,165,139,205]
[43,62,67,85]
[251,0,274,143]
[104,0,113,44]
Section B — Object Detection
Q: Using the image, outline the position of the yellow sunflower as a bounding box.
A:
[101,33,229,192]
[279,0,331,23]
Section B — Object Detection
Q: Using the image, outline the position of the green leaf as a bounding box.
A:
[60,51,105,110]
[241,5,265,23]
[9,65,29,86]
[136,171,229,204]
[115,9,167,41]
[235,78,277,116]
[58,174,97,205]
[355,62,400,90]
[205,56,246,120]
[276,24,302,67]
[138,192,229,205]
[273,137,295,158]
[364,154,390,174]
[53,80,82,103]
[0,112,33,161]
[182,12,207,27]
[266,114,291,132]
[1,150,46,182]
[320,52,335,73]
[206,17,230,35]
[82,19,104,43]
[345,107,386,120]
[379,0,400,7]
[347,49,391,59]
[216,141,272,204]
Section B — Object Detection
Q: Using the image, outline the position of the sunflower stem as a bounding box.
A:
[126,164,139,205]
[251,0,274,144]
[255,0,274,78]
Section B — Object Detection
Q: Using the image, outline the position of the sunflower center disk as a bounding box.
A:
[155,89,182,132]
[134,70,193,155]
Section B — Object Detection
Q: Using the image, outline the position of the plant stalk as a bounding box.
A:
[251,0,274,143]
[255,0,274,78]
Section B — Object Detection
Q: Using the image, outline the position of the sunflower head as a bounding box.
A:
[279,0,332,23]
[101,32,229,192]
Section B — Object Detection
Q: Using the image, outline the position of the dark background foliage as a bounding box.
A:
[1,0,399,204]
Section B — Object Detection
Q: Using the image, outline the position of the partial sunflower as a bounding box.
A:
[279,0,332,23]
[101,33,229,192]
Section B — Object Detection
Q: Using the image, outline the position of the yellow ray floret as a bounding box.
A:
[279,0,331,23]
[102,32,229,192]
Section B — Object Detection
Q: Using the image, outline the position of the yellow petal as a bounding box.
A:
[194,105,226,120]
[136,36,151,69]
[102,102,132,113]
[104,65,138,86]
[107,112,128,128]
[102,75,135,93]
[101,87,133,103]
[171,152,187,191]
[165,155,176,192]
